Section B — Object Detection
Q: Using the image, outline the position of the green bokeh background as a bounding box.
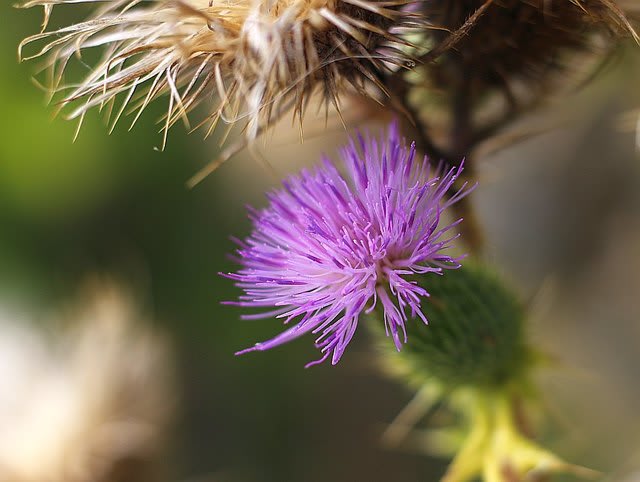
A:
[2,3,640,482]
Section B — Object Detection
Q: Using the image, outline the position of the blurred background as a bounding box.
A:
[1,3,640,482]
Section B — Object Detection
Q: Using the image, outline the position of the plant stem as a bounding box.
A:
[388,59,485,254]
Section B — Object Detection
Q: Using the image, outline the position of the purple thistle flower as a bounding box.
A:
[223,122,473,367]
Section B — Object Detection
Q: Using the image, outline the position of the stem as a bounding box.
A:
[387,74,448,162]
[450,66,484,254]
[387,57,485,254]
[452,177,484,255]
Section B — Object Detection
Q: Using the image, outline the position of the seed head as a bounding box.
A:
[222,122,473,366]
[18,0,420,147]
[429,0,637,94]
[410,0,639,148]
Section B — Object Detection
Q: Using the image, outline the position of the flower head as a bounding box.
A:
[420,0,638,99]
[223,122,472,366]
[18,0,420,147]
[407,0,639,159]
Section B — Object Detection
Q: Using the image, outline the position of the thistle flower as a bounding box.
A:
[223,122,472,366]
[18,0,420,146]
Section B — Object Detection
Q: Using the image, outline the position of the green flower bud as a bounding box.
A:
[372,261,597,482]
[374,261,532,391]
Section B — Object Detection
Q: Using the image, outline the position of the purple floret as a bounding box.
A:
[223,122,473,366]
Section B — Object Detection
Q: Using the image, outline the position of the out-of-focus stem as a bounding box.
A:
[449,73,485,254]
[389,67,485,254]
[452,186,484,255]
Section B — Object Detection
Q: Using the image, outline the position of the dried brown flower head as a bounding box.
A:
[18,0,421,147]
[404,0,639,158]
[427,0,636,95]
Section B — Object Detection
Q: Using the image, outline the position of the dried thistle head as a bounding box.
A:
[426,0,637,93]
[18,0,421,148]
[407,0,639,156]
[0,282,175,482]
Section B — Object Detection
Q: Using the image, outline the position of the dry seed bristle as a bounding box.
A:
[18,0,421,147]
